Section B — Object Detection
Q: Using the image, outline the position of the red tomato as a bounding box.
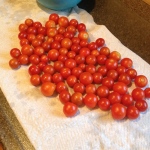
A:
[48,49,59,61]
[58,55,68,63]
[52,73,63,84]
[60,67,71,79]
[98,98,110,111]
[111,103,126,120]
[85,84,96,94]
[96,85,109,98]
[10,48,21,58]
[66,25,76,34]
[84,93,98,108]
[86,55,97,65]
[72,37,80,44]
[47,27,58,37]
[121,58,133,69]
[29,54,40,65]
[30,74,41,86]
[95,38,105,47]
[91,49,100,57]
[109,51,121,61]
[40,54,49,64]
[134,75,148,88]
[28,65,41,75]
[63,102,78,117]
[56,82,68,94]
[79,47,90,57]
[77,23,86,32]
[108,91,121,105]
[113,82,128,95]
[45,20,56,28]
[20,38,29,47]
[116,66,126,75]
[25,18,33,26]
[33,22,42,28]
[58,16,69,28]
[53,61,64,72]
[88,42,98,50]
[71,67,83,78]
[75,54,85,65]
[118,73,131,86]
[9,58,20,69]
[126,106,139,120]
[105,58,118,70]
[21,44,34,56]
[19,23,28,32]
[64,59,77,69]
[144,88,150,98]
[79,72,93,86]
[66,75,77,87]
[67,51,76,59]
[41,82,56,97]
[107,69,118,81]
[78,31,89,40]
[102,77,114,90]
[92,72,103,84]
[135,100,148,112]
[131,88,145,101]
[97,66,108,77]
[99,47,110,56]
[85,65,96,74]
[41,73,52,83]
[96,54,107,65]
[18,54,29,65]
[73,82,85,94]
[71,92,83,106]
[126,68,137,79]
[43,65,55,75]
[31,39,42,47]
[121,94,133,107]
[34,46,44,56]
[61,38,72,49]
[69,19,78,28]
[49,13,59,24]
[59,90,71,104]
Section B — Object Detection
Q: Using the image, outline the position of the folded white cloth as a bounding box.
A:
[0,0,150,150]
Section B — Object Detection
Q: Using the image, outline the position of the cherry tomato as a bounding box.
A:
[96,85,109,98]
[71,44,81,54]
[41,82,56,97]
[51,41,61,50]
[52,73,63,84]
[95,38,105,47]
[113,82,128,95]
[21,44,34,56]
[131,88,145,101]
[48,49,59,61]
[71,67,83,78]
[98,98,110,111]
[64,59,77,69]
[109,51,121,61]
[85,84,96,94]
[79,72,93,86]
[25,18,33,27]
[105,58,118,70]
[58,16,69,27]
[20,38,29,47]
[28,65,41,75]
[60,67,71,79]
[126,106,139,120]
[29,54,40,65]
[45,20,56,28]
[42,41,51,52]
[33,21,42,28]
[85,65,96,74]
[79,39,88,47]
[69,19,78,28]
[79,47,90,57]
[126,68,137,79]
[49,13,59,24]
[77,23,86,32]
[107,69,118,81]
[84,93,98,108]
[67,51,76,59]
[66,75,77,87]
[96,54,107,65]
[116,66,126,75]
[9,58,20,69]
[61,38,72,49]
[58,54,68,63]
[30,74,41,86]
[73,82,85,94]
[71,92,83,106]
[88,42,98,50]
[102,77,114,90]
[41,73,52,83]
[59,48,68,55]
[86,55,97,65]
[99,47,110,56]
[111,103,126,120]
[78,31,89,40]
[27,26,37,35]
[43,65,55,75]
[144,87,150,98]
[18,54,29,65]
[56,82,68,94]
[134,75,148,88]
[40,54,49,64]
[97,66,108,77]
[66,25,76,34]
[121,58,133,69]
[91,49,100,57]
[10,48,21,58]
[63,102,78,117]
[118,73,131,86]
[53,61,64,72]
[135,100,148,112]
[31,39,42,47]
[75,55,85,65]
[92,72,103,84]
[34,46,45,56]
[19,23,28,32]
[59,90,71,104]
[72,37,80,44]
[108,91,121,105]
[121,94,133,107]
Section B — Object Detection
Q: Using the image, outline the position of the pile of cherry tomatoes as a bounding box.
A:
[9,13,150,120]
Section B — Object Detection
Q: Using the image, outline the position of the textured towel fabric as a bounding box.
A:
[0,0,150,150]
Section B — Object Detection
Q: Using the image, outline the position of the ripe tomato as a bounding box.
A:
[29,54,40,65]
[9,58,20,69]
[107,69,118,81]
[63,102,78,117]
[56,82,68,94]
[79,72,93,86]
[75,54,85,65]
[61,38,72,49]
[58,16,69,27]
[144,88,150,98]
[84,93,98,108]
[99,47,110,56]
[98,98,110,111]
[116,66,126,75]
[96,85,109,98]
[113,82,128,95]
[53,61,64,72]
[10,48,21,58]
[102,77,114,90]
[45,20,56,28]
[43,65,55,75]
[85,65,96,74]
[79,47,90,57]
[34,46,44,56]
[126,106,139,120]
[126,68,137,79]
[108,91,121,105]
[121,94,133,107]
[66,25,76,34]
[134,75,148,88]
[60,67,71,79]
[52,73,63,84]
[96,54,107,65]
[64,58,77,69]
[25,18,33,27]
[88,42,98,50]
[18,54,29,65]
[97,66,108,76]
[95,38,105,47]
[73,82,85,94]
[48,49,59,61]
[69,19,78,28]
[66,75,77,87]
[121,58,133,69]
[85,84,96,94]
[41,82,56,97]
[135,100,148,112]
[49,13,59,24]
[31,39,42,47]
[71,67,83,78]
[92,72,103,84]
[86,55,97,65]
[131,88,145,101]
[20,38,29,47]
[78,31,89,40]
[77,23,86,32]
[59,90,71,104]
[21,44,34,56]
[30,74,41,86]
[109,51,121,61]
[118,73,131,86]
[28,65,41,75]
[111,103,126,120]
[71,92,83,106]
[41,73,52,83]
[105,58,118,70]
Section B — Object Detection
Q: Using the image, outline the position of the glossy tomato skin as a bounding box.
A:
[105,58,118,70]
[41,82,56,97]
[135,100,148,112]
[10,48,21,58]
[30,74,41,86]
[56,82,68,94]
[28,65,41,75]
[96,38,105,47]
[113,82,128,95]
[111,103,126,120]
[85,84,96,94]
[41,73,52,83]
[134,75,148,88]
[121,94,133,107]
[59,90,71,104]
[63,102,78,117]
[107,69,118,81]
[73,83,85,94]
[126,106,139,120]
[66,75,77,87]
[58,16,69,28]
[52,73,63,84]
[121,58,133,69]
[108,91,121,105]
[118,73,131,86]
[9,58,20,69]
[60,67,71,79]
[131,88,145,101]
[126,68,137,79]
[84,93,98,109]
[98,98,110,111]
[92,72,103,84]
[71,67,83,78]
[144,88,150,98]
[79,72,93,86]
[102,77,114,90]
[71,92,83,106]
[96,85,109,98]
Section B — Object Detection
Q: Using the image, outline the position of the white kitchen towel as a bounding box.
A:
[0,0,150,150]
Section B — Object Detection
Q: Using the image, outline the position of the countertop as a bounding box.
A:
[0,0,150,149]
